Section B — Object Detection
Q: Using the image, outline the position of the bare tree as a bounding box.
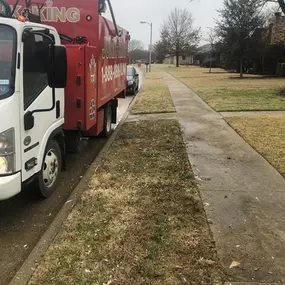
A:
[128,39,145,63]
[128,39,144,53]
[262,3,280,25]
[160,7,200,67]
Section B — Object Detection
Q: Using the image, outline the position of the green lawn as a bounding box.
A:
[226,115,285,177]
[156,65,285,112]
[28,120,224,285]
[131,71,176,114]
[196,86,285,112]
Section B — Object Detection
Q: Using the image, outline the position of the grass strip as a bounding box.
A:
[132,72,176,114]
[29,120,224,285]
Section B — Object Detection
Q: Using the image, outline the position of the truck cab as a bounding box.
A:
[0,0,129,201]
[0,17,67,200]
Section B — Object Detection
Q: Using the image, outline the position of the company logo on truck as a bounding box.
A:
[89,55,96,84]
[101,63,127,84]
[11,0,80,23]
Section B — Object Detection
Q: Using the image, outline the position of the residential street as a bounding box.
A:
[3,0,285,283]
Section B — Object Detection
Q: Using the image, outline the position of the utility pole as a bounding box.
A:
[207,27,215,73]
[140,21,153,72]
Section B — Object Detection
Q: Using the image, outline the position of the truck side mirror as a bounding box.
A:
[24,111,35,131]
[48,45,67,88]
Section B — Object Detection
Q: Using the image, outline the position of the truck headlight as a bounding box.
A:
[0,128,15,175]
[128,80,133,86]
[0,157,8,173]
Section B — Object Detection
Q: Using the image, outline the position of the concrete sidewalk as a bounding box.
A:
[162,72,285,284]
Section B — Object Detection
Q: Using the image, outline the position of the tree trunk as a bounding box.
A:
[176,53,179,67]
[240,58,243,78]
[261,56,265,75]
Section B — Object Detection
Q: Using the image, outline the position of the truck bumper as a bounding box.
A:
[127,85,134,94]
[0,172,21,200]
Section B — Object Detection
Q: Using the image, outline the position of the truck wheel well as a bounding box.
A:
[52,131,66,171]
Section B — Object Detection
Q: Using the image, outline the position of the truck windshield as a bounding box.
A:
[0,25,16,100]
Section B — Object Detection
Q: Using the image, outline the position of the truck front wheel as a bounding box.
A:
[37,140,62,198]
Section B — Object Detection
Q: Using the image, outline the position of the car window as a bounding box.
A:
[127,68,133,76]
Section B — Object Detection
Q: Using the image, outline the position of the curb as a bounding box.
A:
[9,101,134,285]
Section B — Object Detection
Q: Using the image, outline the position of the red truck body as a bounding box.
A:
[8,0,129,135]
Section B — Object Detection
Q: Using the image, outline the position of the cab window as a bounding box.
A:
[23,32,51,109]
[0,25,16,99]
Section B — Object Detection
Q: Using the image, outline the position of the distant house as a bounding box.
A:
[254,12,285,75]
[268,12,285,45]
[193,44,221,68]
[163,54,194,65]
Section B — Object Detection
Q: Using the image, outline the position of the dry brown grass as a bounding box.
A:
[157,66,285,112]
[132,72,176,114]
[226,115,285,176]
[29,120,224,285]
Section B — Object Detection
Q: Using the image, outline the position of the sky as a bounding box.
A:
[107,0,224,49]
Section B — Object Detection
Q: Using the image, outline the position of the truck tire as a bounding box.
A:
[37,140,62,198]
[103,104,112,138]
[131,84,136,95]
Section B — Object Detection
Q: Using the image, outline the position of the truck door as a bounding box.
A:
[20,28,64,183]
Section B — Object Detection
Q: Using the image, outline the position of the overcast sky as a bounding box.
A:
[107,0,224,49]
